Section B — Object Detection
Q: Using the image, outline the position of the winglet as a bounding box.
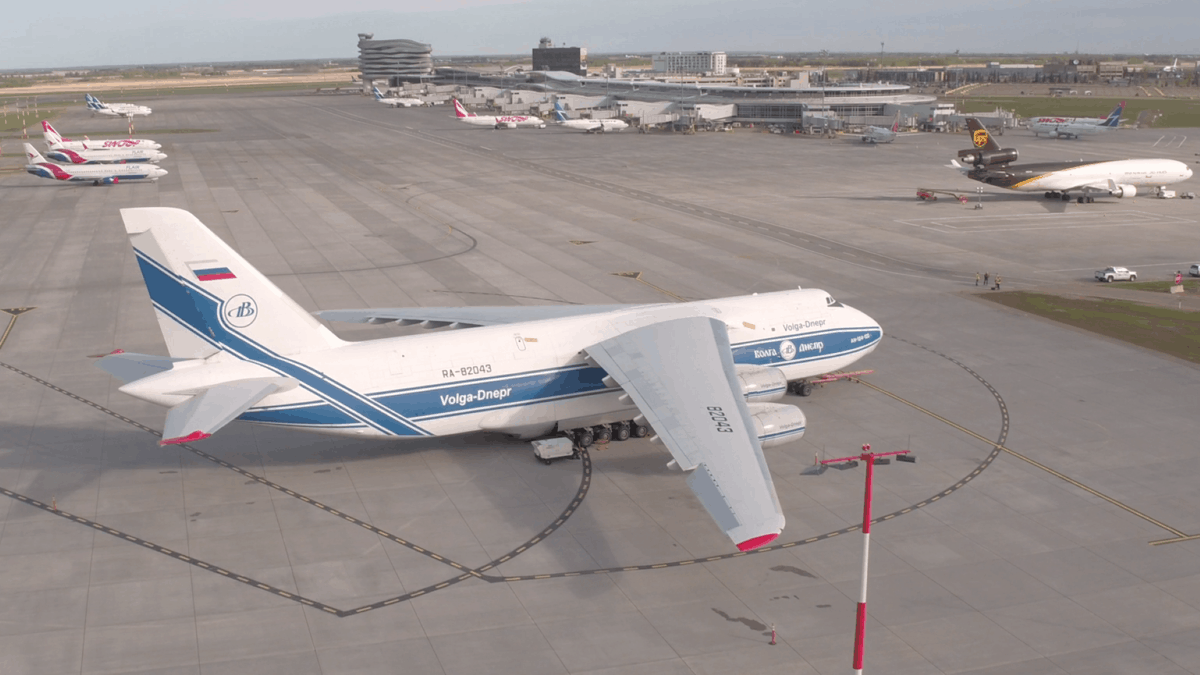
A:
[160,430,211,446]
[737,532,780,551]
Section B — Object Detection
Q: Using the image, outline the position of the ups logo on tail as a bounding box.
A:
[972,129,990,148]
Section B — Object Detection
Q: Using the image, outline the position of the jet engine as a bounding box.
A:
[734,364,788,402]
[1110,184,1137,198]
[745,402,806,448]
[957,148,1019,166]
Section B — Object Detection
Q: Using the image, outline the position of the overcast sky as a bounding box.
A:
[3,0,1197,70]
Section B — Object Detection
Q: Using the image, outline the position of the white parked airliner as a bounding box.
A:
[87,93,151,118]
[372,86,423,108]
[1028,102,1124,139]
[45,145,167,165]
[42,121,161,151]
[951,118,1192,203]
[453,99,546,129]
[861,112,900,144]
[24,144,167,185]
[95,207,883,551]
[553,101,628,132]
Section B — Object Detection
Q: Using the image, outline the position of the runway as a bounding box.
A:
[2,91,1199,674]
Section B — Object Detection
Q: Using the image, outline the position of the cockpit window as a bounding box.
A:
[826,295,843,308]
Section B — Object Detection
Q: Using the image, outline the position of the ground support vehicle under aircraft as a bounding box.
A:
[96,208,883,551]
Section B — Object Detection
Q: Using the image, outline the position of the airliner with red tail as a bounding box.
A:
[24,143,168,185]
[42,121,161,151]
[453,99,545,129]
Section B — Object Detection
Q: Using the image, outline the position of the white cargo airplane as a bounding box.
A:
[1028,102,1124,139]
[552,101,628,132]
[42,121,161,151]
[453,99,546,129]
[24,144,167,185]
[96,207,883,551]
[45,145,167,165]
[861,112,901,144]
[87,93,152,118]
[372,86,423,108]
[951,118,1193,203]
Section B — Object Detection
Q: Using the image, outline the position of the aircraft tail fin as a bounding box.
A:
[965,118,1001,152]
[1101,101,1124,127]
[42,121,66,145]
[372,86,384,100]
[119,208,345,359]
[453,99,473,118]
[891,111,900,133]
[23,142,46,163]
[553,100,569,122]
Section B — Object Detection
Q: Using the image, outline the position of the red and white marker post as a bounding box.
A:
[821,444,912,674]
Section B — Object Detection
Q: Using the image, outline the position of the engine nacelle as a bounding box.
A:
[957,148,1019,166]
[734,364,788,402]
[1110,184,1137,198]
[746,402,806,448]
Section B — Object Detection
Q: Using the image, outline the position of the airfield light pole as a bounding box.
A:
[820,444,914,674]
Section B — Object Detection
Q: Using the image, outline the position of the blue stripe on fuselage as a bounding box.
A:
[134,250,430,437]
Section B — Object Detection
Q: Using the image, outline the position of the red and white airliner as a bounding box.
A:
[42,121,161,151]
[453,99,545,129]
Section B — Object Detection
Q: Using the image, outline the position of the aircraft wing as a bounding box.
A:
[95,351,190,384]
[160,377,289,445]
[584,316,785,551]
[317,305,634,328]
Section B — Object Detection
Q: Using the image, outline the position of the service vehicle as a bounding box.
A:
[1095,266,1138,282]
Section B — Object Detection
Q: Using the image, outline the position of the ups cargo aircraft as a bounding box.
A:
[24,144,167,185]
[96,208,883,551]
[42,121,161,151]
[1028,101,1124,139]
[950,118,1193,203]
[453,99,546,129]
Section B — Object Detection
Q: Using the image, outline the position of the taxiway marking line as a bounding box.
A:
[0,308,35,352]
[855,378,1190,539]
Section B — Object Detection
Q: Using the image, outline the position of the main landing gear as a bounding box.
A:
[789,380,816,397]
[1044,191,1095,203]
[566,420,649,448]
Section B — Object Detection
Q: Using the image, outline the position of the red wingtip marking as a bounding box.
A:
[160,431,210,446]
[109,349,125,355]
[737,533,779,551]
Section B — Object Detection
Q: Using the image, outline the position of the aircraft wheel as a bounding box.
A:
[575,429,594,447]
[93,180,101,186]
[632,423,649,438]
[1077,196,1085,204]
[593,425,612,443]
[1061,194,1071,201]
[613,422,631,441]
[799,382,815,397]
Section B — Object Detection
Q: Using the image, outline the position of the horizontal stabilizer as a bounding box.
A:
[318,304,635,327]
[95,351,189,384]
[161,377,288,445]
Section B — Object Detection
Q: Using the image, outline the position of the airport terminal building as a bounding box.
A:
[357,34,433,86]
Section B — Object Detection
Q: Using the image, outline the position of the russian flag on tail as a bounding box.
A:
[189,261,237,281]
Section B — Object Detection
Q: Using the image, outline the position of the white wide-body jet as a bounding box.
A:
[97,208,883,551]
[553,101,628,132]
[861,112,900,143]
[45,145,167,165]
[24,144,167,185]
[372,86,423,108]
[454,99,546,129]
[42,121,161,151]
[951,118,1192,202]
[87,93,151,118]
[1029,102,1124,139]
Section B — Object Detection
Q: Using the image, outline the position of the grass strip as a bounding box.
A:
[981,291,1200,363]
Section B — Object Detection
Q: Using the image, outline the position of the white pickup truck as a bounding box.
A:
[1095,266,1138,282]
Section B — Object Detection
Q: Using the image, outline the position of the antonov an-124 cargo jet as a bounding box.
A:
[97,208,883,551]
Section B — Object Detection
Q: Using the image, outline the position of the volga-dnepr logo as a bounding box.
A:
[224,294,257,328]
[972,129,989,148]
